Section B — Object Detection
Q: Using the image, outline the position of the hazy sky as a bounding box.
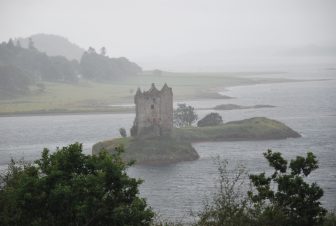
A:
[1,0,336,70]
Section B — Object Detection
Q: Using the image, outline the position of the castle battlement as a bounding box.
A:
[131,83,173,137]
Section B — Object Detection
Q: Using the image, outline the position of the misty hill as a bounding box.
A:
[16,34,85,61]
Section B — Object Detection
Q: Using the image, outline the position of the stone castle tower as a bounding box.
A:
[131,83,173,137]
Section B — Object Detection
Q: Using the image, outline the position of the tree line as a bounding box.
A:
[0,39,142,98]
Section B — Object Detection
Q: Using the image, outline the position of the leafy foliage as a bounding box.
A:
[249,150,327,226]
[119,127,127,137]
[0,39,79,97]
[0,143,153,226]
[0,39,142,99]
[194,158,253,226]
[197,112,223,127]
[80,48,141,81]
[0,65,32,98]
[173,103,198,127]
[194,151,328,226]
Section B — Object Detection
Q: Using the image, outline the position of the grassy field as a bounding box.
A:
[0,71,290,115]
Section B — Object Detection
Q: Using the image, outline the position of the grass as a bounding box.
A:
[92,117,300,165]
[92,136,199,165]
[0,72,291,115]
[173,117,301,142]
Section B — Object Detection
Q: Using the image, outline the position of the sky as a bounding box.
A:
[1,0,336,70]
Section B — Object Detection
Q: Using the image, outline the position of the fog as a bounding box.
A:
[1,0,336,71]
[1,1,336,223]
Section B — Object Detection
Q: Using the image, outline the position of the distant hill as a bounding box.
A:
[16,34,85,61]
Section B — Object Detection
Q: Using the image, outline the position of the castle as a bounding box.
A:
[131,83,173,137]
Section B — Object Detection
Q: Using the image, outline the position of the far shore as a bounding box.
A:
[0,72,312,117]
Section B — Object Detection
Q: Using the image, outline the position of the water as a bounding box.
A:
[0,67,335,222]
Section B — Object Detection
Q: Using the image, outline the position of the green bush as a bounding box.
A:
[119,127,127,137]
[194,151,329,226]
[249,150,326,226]
[0,143,154,226]
[197,112,223,127]
[323,211,336,226]
[193,158,253,226]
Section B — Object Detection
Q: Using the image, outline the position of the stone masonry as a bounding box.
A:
[131,83,173,137]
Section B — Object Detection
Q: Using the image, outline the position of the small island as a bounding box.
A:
[93,84,301,165]
[92,117,300,165]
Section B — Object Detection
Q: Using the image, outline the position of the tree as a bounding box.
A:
[100,47,106,56]
[7,39,14,48]
[173,103,198,127]
[194,151,328,226]
[248,150,326,226]
[28,37,36,50]
[16,40,22,48]
[119,127,127,137]
[0,143,154,226]
[79,50,142,81]
[194,158,253,226]
[197,112,223,127]
[88,46,96,54]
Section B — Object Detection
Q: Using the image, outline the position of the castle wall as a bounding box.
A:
[132,84,173,137]
[159,88,173,134]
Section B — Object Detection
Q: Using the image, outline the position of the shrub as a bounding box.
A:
[249,150,327,226]
[0,143,153,226]
[119,127,127,137]
[194,158,253,226]
[197,112,223,127]
[194,151,328,226]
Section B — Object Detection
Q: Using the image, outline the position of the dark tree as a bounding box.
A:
[197,112,223,127]
[0,39,79,96]
[7,39,14,48]
[100,46,106,56]
[88,46,96,54]
[0,143,154,226]
[249,150,326,226]
[119,127,127,137]
[16,40,22,48]
[28,37,36,50]
[79,50,141,81]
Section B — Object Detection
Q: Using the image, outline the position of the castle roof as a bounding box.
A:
[135,83,171,98]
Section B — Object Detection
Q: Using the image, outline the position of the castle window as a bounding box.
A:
[151,104,154,109]
[153,98,156,103]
